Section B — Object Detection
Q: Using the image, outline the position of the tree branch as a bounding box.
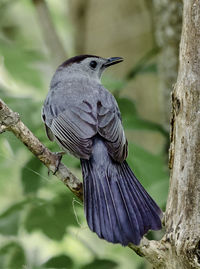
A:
[129,237,168,267]
[32,0,67,65]
[0,98,83,200]
[0,97,165,262]
[68,0,90,54]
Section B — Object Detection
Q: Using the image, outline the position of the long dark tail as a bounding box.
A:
[80,138,162,246]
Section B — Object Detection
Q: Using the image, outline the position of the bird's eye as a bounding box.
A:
[89,60,97,69]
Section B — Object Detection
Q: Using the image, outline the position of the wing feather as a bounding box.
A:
[97,100,127,163]
[44,103,97,159]
[42,82,127,161]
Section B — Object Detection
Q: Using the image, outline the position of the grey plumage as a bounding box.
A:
[81,138,161,245]
[42,55,162,246]
[42,68,127,161]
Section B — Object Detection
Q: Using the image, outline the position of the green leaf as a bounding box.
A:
[0,203,24,235]
[0,198,42,236]
[81,259,118,269]
[124,117,168,137]
[117,97,137,116]
[0,241,26,269]
[125,47,159,80]
[0,211,19,236]
[127,142,169,208]
[62,154,80,169]
[24,193,79,240]
[21,156,42,194]
[139,63,157,74]
[0,41,44,89]
[117,97,168,138]
[42,254,73,268]
[102,76,126,92]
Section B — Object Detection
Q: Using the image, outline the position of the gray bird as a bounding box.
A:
[42,55,162,246]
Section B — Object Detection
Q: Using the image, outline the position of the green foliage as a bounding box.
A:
[127,143,168,208]
[117,97,168,138]
[24,193,78,240]
[1,42,44,88]
[21,157,43,194]
[125,47,159,80]
[81,259,118,269]
[43,254,73,268]
[0,208,20,236]
[0,202,25,236]
[0,241,26,269]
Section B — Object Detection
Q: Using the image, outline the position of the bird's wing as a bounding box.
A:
[42,80,127,161]
[43,100,97,159]
[97,97,128,163]
[42,113,54,141]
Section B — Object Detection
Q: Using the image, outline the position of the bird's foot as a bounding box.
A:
[53,151,65,175]
[48,151,65,176]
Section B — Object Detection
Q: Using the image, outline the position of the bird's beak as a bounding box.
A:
[104,57,123,68]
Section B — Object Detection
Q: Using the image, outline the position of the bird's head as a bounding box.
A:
[57,55,123,82]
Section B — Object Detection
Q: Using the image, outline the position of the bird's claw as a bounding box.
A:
[53,151,65,174]
[47,151,65,175]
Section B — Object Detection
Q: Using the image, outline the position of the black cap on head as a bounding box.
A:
[59,55,100,69]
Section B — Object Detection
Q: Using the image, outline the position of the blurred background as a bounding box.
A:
[0,0,182,268]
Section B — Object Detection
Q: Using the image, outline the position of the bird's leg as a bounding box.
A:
[53,151,65,174]
[48,151,65,176]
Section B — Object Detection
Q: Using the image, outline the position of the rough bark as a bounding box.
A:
[165,0,200,268]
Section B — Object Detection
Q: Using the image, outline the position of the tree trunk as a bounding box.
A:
[32,0,67,65]
[152,0,183,130]
[68,0,90,54]
[131,1,200,268]
[164,0,200,268]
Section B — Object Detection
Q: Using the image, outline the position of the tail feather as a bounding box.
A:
[92,165,112,241]
[120,163,160,235]
[122,163,162,229]
[81,139,162,246]
[95,169,117,242]
[118,167,146,236]
[103,166,137,244]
